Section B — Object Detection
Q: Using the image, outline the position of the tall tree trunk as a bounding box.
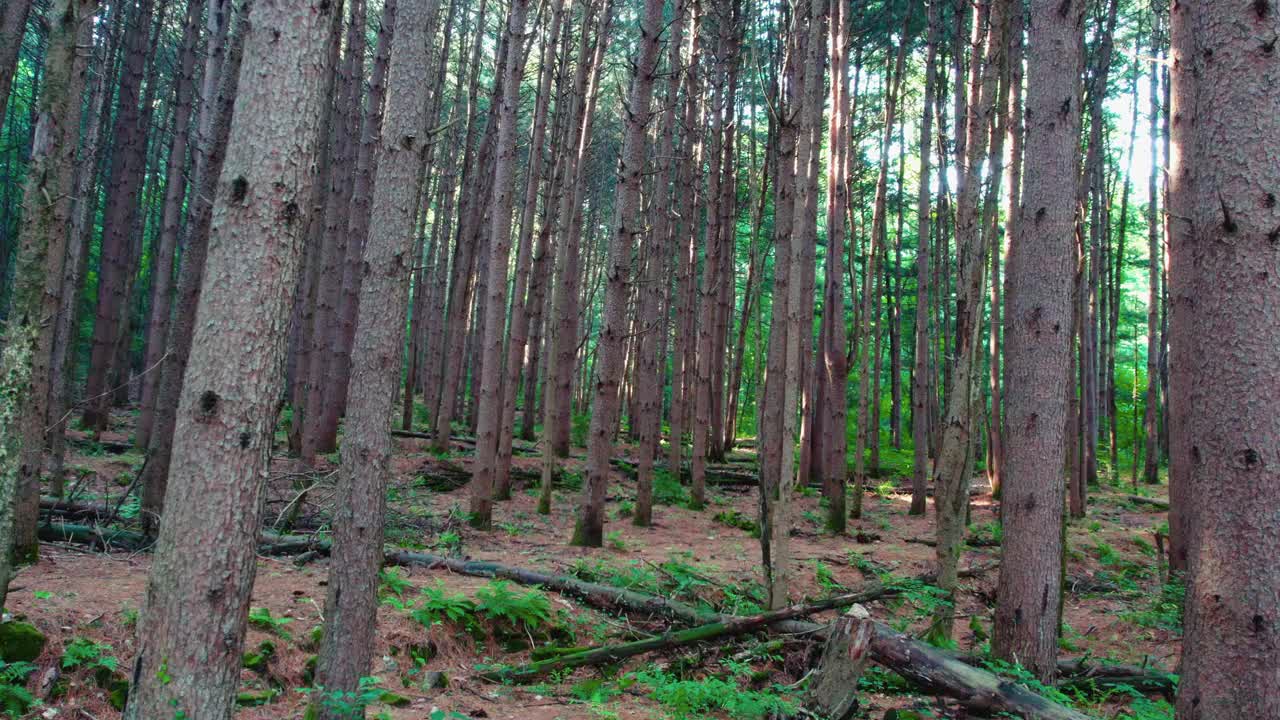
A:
[1170,3,1280,716]
[854,36,907,518]
[992,0,1082,684]
[0,0,96,600]
[81,0,156,435]
[0,0,34,128]
[819,0,850,533]
[46,13,110,489]
[1141,39,1161,487]
[137,0,205,450]
[137,0,249,535]
[572,0,663,546]
[122,1,331,715]
[470,0,532,529]
[313,0,436,710]
[930,0,1007,639]
[910,0,941,517]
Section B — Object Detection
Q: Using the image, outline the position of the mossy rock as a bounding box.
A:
[0,621,45,661]
[419,670,448,690]
[236,689,278,707]
[379,691,411,707]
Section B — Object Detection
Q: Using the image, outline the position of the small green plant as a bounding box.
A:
[434,530,463,553]
[474,580,552,634]
[570,413,591,447]
[412,581,476,628]
[652,469,688,506]
[872,480,897,499]
[247,607,293,638]
[300,676,388,719]
[61,638,117,672]
[626,668,796,719]
[966,521,1002,546]
[712,510,759,537]
[606,530,627,551]
[1094,540,1122,566]
[379,567,413,599]
[0,661,36,717]
[812,560,843,593]
[1122,576,1185,632]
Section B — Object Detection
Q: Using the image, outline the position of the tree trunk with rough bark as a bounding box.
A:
[124,0,331,714]
[0,0,95,600]
[993,0,1082,683]
[137,0,204,451]
[137,0,249,536]
[930,0,1006,640]
[470,0,532,530]
[910,0,940,517]
[312,0,436,710]
[572,0,663,547]
[1169,4,1280,717]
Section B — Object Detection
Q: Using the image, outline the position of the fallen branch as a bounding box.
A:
[480,590,888,683]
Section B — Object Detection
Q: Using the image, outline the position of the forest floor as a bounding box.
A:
[6,410,1180,719]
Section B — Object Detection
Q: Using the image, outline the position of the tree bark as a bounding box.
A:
[0,0,34,129]
[930,0,1006,639]
[572,0,664,546]
[122,1,331,715]
[993,0,1082,683]
[312,0,436,710]
[81,0,156,436]
[0,0,95,602]
[137,0,205,450]
[470,0,533,530]
[910,0,941,517]
[137,0,249,536]
[1169,3,1280,717]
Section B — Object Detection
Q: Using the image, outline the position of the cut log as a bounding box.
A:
[480,593,886,684]
[805,605,873,720]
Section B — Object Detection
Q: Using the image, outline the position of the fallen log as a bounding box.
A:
[862,619,1091,720]
[480,590,888,684]
[1125,495,1169,510]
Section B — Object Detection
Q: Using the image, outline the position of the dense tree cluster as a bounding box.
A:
[0,0,1274,715]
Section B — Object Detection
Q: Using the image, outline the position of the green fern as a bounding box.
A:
[61,637,118,672]
[474,580,551,633]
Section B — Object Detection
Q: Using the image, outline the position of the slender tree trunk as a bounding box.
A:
[633,0,686,527]
[992,0,1081,683]
[123,2,331,715]
[137,0,205,450]
[313,0,435,710]
[854,36,907,518]
[0,0,34,129]
[1141,42,1161,487]
[910,0,941,516]
[572,0,663,546]
[470,0,533,529]
[1170,3,1280,716]
[930,0,1007,639]
[495,0,565,500]
[81,0,156,435]
[0,0,95,599]
[819,0,850,533]
[539,0,612,514]
[137,0,249,535]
